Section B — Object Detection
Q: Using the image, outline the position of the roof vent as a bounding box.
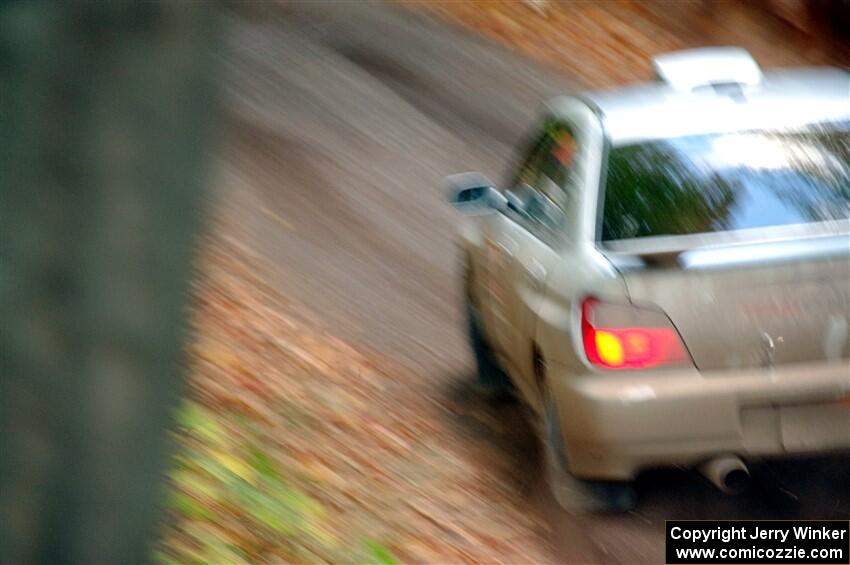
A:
[652,47,763,91]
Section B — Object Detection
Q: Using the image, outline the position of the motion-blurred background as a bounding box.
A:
[1,1,848,563]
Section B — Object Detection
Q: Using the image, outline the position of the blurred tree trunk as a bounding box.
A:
[0,3,218,563]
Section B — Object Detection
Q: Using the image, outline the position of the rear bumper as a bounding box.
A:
[550,361,850,480]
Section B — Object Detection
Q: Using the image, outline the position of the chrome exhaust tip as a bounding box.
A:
[699,455,750,495]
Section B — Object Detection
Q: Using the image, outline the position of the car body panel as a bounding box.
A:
[617,244,850,371]
[549,357,850,479]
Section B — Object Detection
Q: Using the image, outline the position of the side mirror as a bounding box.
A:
[445,172,507,214]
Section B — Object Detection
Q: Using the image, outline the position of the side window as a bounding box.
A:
[509,118,579,242]
[510,131,549,205]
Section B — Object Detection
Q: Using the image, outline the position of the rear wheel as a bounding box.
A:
[541,379,636,513]
[466,295,514,398]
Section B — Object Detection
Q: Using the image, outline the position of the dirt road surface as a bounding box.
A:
[212,2,850,562]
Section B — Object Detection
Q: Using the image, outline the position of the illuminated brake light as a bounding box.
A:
[581,297,689,370]
[594,330,624,366]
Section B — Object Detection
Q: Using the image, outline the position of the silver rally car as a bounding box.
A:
[448,48,850,511]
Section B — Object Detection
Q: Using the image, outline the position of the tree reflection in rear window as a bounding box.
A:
[600,120,850,241]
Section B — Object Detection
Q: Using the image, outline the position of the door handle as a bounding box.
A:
[496,241,515,257]
[525,260,546,289]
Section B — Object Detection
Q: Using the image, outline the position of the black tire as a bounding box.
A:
[542,380,637,513]
[466,296,514,398]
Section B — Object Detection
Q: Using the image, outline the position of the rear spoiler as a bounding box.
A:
[600,231,850,271]
[600,241,686,269]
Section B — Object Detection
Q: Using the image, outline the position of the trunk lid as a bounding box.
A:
[602,231,850,371]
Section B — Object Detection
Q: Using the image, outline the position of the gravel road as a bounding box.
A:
[214,3,850,562]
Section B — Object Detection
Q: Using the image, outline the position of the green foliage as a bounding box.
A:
[175,400,227,446]
[168,493,215,521]
[365,539,398,565]
[248,445,282,482]
[163,401,398,563]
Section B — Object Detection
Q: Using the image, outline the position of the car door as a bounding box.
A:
[479,129,548,402]
[487,118,579,402]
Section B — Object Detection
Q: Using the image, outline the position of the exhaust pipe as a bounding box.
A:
[699,455,750,495]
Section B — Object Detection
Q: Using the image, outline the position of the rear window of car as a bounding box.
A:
[600,120,850,241]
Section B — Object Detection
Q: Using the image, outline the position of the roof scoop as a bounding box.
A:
[652,47,763,91]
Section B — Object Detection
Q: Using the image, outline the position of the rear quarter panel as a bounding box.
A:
[534,242,629,374]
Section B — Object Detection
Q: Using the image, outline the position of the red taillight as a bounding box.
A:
[581,297,689,370]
